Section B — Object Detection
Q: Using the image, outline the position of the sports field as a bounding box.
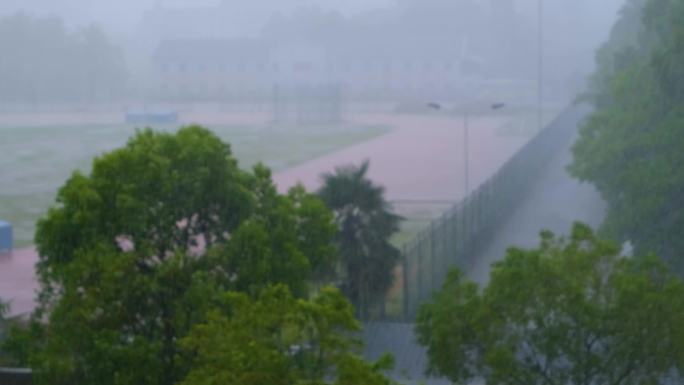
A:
[1,107,556,317]
[0,121,389,248]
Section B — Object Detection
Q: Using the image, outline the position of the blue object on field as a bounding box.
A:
[0,221,12,253]
[125,110,178,124]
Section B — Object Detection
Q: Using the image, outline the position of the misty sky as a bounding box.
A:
[0,0,626,46]
[0,0,396,34]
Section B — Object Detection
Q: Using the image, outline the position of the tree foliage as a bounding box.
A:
[25,125,337,385]
[0,299,6,327]
[318,161,401,318]
[581,0,648,107]
[416,223,684,385]
[570,0,684,273]
[180,284,395,385]
[0,299,8,365]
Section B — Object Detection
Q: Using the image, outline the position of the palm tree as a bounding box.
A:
[318,160,402,319]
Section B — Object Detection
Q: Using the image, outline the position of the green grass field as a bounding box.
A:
[0,122,389,247]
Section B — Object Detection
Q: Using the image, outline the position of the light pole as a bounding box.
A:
[463,111,470,196]
[537,0,544,131]
[428,102,505,197]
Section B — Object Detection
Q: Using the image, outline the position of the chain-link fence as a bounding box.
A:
[395,105,588,320]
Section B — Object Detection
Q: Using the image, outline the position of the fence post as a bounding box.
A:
[417,236,424,307]
[455,206,464,268]
[430,223,437,295]
[440,217,453,281]
[402,246,409,321]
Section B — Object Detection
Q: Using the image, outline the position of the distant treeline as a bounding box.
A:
[571,0,684,273]
[0,14,127,104]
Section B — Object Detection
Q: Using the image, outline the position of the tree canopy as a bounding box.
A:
[570,0,684,273]
[25,125,338,385]
[317,161,402,318]
[0,299,8,365]
[180,284,395,385]
[416,223,684,385]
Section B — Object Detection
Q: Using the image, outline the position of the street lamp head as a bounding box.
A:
[427,102,442,110]
[491,102,506,110]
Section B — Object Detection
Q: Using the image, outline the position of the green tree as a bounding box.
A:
[27,125,337,385]
[318,161,402,319]
[0,299,8,365]
[180,284,395,385]
[0,300,40,367]
[570,0,684,273]
[0,298,6,323]
[581,0,648,107]
[416,223,684,385]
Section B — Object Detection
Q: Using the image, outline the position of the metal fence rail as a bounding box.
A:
[396,105,587,320]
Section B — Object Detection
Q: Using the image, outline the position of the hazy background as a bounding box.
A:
[0,0,395,35]
[0,0,628,324]
[0,0,626,109]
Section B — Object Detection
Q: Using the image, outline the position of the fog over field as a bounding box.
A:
[0,0,624,105]
[0,0,395,35]
[0,0,628,251]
